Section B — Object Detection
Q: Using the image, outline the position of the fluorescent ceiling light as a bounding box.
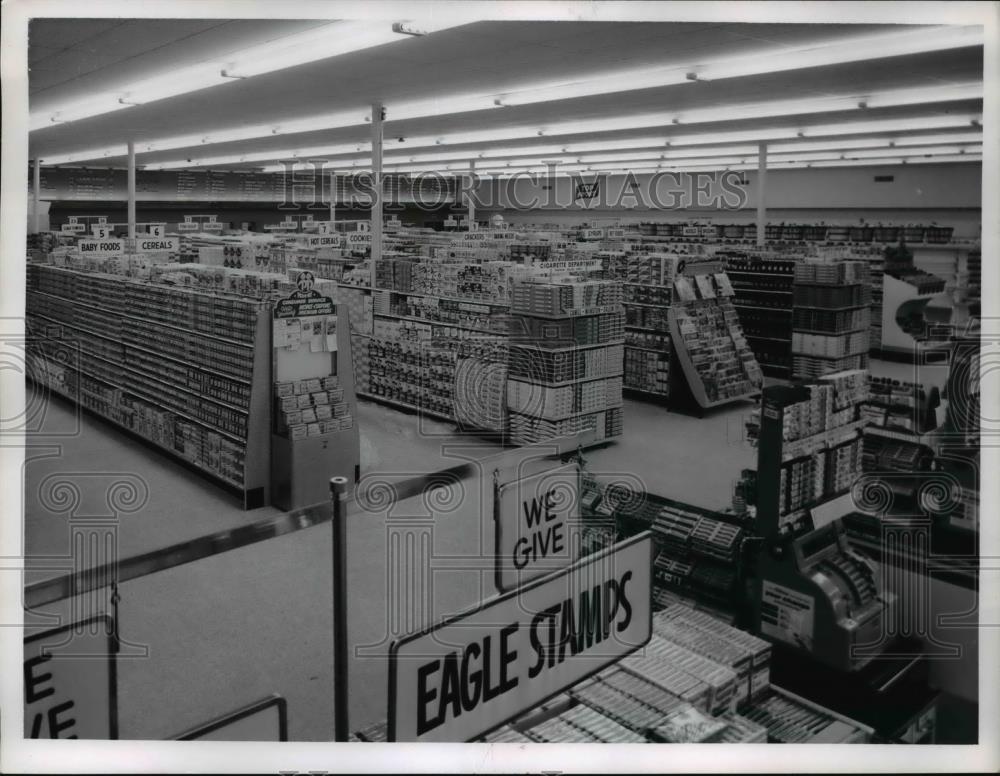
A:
[495,26,981,107]
[802,116,980,136]
[30,20,471,130]
[697,25,982,81]
[221,22,404,79]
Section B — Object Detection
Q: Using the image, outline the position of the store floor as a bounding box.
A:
[20,357,961,739]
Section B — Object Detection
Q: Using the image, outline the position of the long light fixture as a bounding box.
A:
[494,26,981,105]
[29,19,470,131]
[139,111,982,174]
[32,25,983,159]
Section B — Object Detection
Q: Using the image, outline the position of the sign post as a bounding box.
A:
[330,476,351,741]
[387,533,653,742]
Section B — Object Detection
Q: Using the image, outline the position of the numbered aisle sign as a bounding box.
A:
[147,224,165,237]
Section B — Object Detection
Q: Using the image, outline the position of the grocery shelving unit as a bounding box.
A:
[27,263,272,508]
[722,252,797,378]
[667,271,763,413]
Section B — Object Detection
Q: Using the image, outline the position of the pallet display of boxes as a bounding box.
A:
[791,259,871,380]
[507,279,625,445]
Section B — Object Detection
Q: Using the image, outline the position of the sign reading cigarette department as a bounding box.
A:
[387,533,653,742]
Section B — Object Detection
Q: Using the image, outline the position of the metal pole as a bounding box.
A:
[370,102,384,291]
[467,159,476,230]
[127,140,136,239]
[32,158,41,234]
[756,142,767,247]
[331,475,350,742]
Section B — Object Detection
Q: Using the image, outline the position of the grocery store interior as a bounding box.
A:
[16,7,991,751]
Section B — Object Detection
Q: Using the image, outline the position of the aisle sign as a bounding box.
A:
[607,228,625,239]
[580,228,605,240]
[313,221,334,235]
[495,465,581,591]
[135,237,178,254]
[177,222,199,232]
[91,225,112,239]
[388,533,653,742]
[78,239,126,257]
[24,615,118,739]
[346,233,372,246]
[306,235,342,248]
[147,224,165,237]
[61,222,86,233]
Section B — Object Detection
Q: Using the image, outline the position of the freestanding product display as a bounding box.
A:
[270,274,360,511]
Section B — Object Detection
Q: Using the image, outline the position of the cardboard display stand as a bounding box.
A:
[270,275,360,510]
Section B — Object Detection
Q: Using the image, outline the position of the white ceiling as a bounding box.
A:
[26,19,984,171]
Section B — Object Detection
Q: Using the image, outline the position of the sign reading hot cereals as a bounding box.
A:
[495,465,582,591]
[387,533,653,742]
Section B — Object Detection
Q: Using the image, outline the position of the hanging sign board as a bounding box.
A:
[273,272,336,319]
[177,222,199,232]
[24,615,118,739]
[306,235,343,248]
[147,224,166,237]
[580,228,605,240]
[388,533,653,742]
[346,233,372,246]
[494,465,582,592]
[90,224,113,239]
[607,228,626,239]
[61,223,86,233]
[78,239,126,257]
[134,237,178,254]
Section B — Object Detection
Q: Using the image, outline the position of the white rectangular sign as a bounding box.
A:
[306,235,343,248]
[202,221,224,231]
[78,239,126,257]
[580,228,605,240]
[346,233,372,245]
[24,616,118,739]
[135,237,178,253]
[388,533,653,742]
[495,465,582,591]
[61,223,86,233]
[176,222,199,232]
[607,228,626,239]
[90,225,113,239]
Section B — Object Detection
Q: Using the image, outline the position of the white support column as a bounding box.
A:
[370,102,384,291]
[330,170,337,224]
[756,142,767,247]
[467,160,476,230]
[32,158,41,234]
[127,141,137,239]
